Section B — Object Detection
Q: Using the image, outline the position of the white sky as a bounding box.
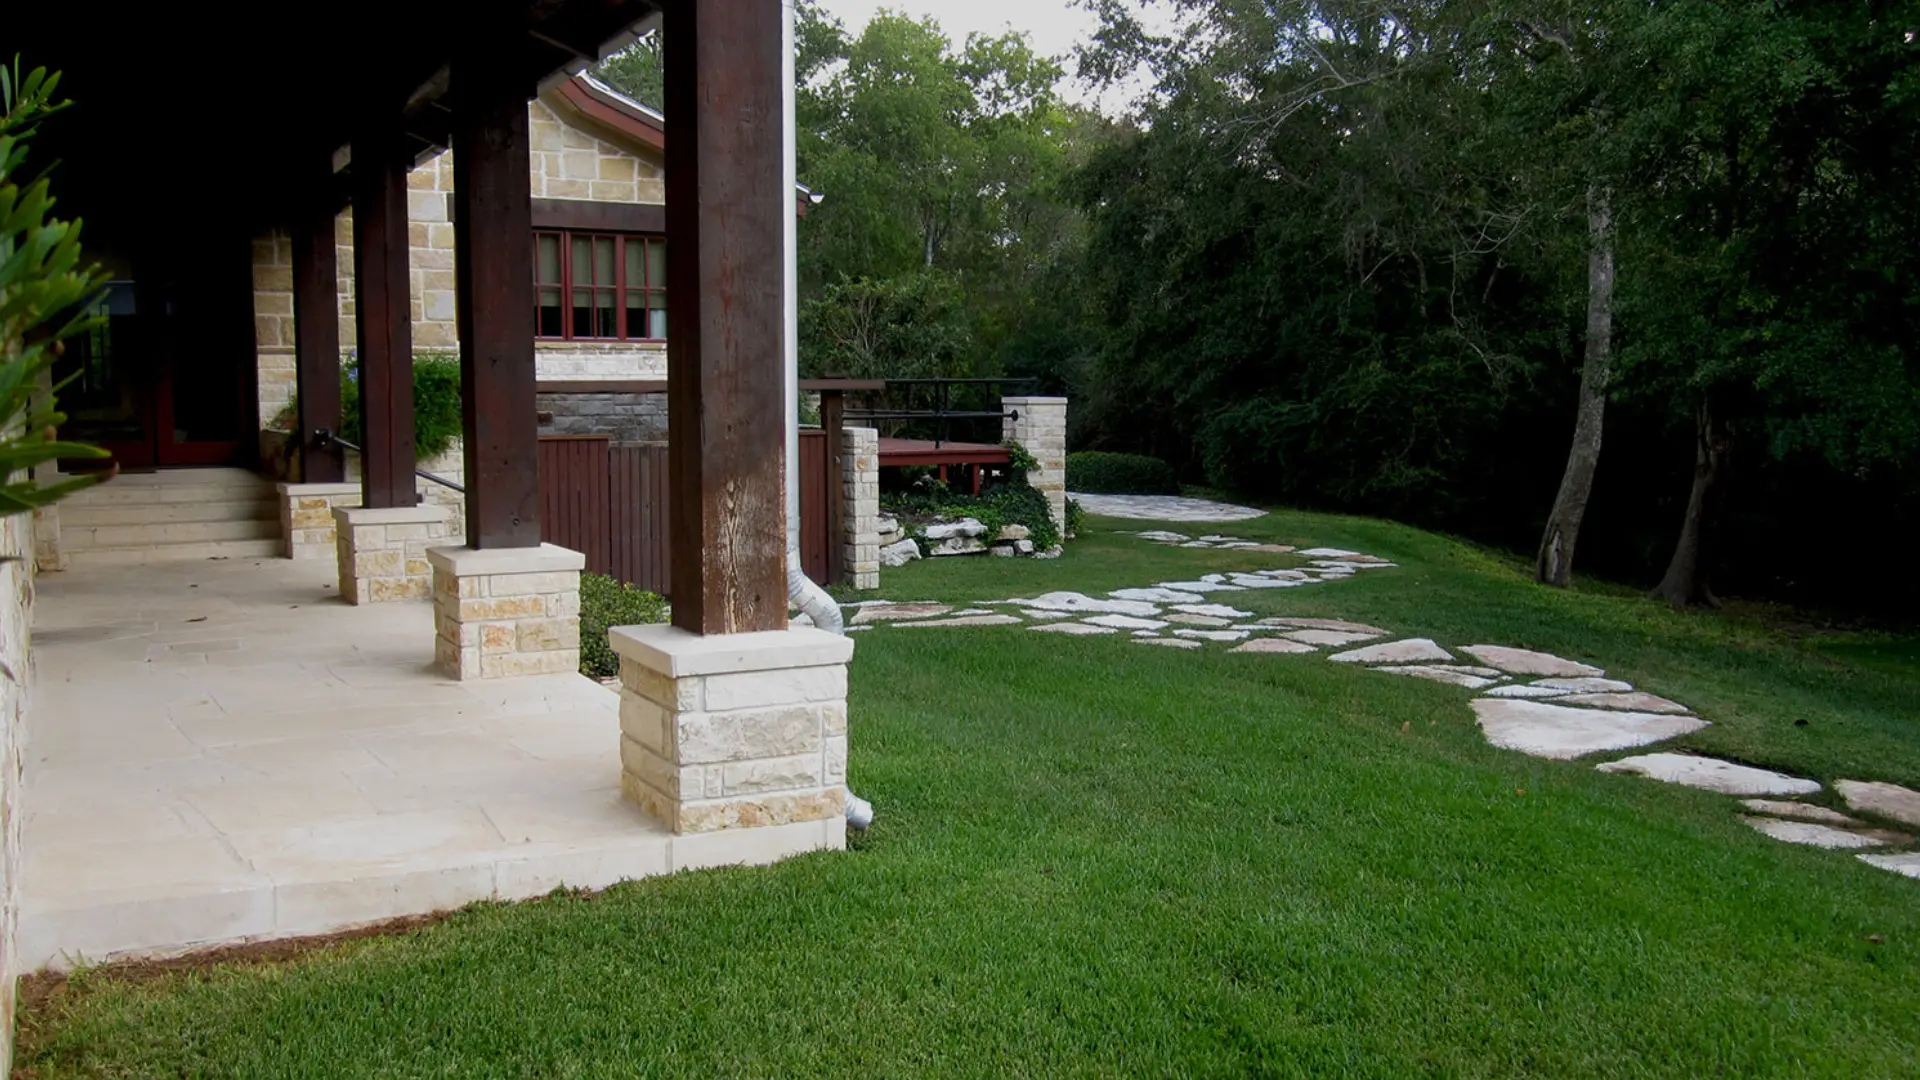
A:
[813,0,1169,110]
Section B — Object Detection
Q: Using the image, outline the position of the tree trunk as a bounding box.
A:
[1534,185,1615,587]
[1650,398,1732,608]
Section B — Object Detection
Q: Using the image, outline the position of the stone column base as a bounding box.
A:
[333,505,449,604]
[841,426,881,590]
[280,482,362,559]
[611,624,853,838]
[429,544,584,680]
[1002,395,1068,538]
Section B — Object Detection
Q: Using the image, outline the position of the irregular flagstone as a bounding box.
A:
[1218,542,1262,550]
[1137,637,1203,649]
[1017,592,1163,617]
[1471,700,1708,760]
[1170,603,1254,619]
[1481,683,1573,699]
[1018,610,1076,621]
[1742,817,1898,851]
[1200,574,1229,584]
[1166,614,1233,628]
[1245,544,1299,554]
[1557,691,1691,715]
[1281,629,1384,648]
[1739,799,1862,826]
[1173,629,1251,642]
[1086,614,1168,631]
[1330,638,1452,664]
[1229,638,1318,655]
[1858,853,1920,880]
[850,602,953,625]
[1531,676,1634,693]
[1254,570,1312,581]
[1069,492,1267,522]
[1596,752,1817,796]
[894,614,1025,629]
[1461,645,1604,678]
[1258,617,1389,635]
[1374,665,1499,689]
[1110,587,1207,604]
[1030,622,1118,636]
[1225,575,1303,589]
[1155,580,1248,594]
[1834,780,1920,828]
[1180,541,1217,548]
[950,609,992,617]
[1298,547,1361,558]
[1198,535,1240,543]
[1135,530,1191,543]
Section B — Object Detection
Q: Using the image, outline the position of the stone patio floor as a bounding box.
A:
[19,556,829,971]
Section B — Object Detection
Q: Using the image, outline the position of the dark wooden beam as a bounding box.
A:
[800,379,886,392]
[351,133,416,508]
[291,186,344,484]
[821,390,847,586]
[531,198,665,235]
[664,0,789,635]
[452,31,542,549]
[536,380,670,395]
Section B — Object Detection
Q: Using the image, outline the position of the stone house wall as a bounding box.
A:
[537,391,668,444]
[252,94,668,433]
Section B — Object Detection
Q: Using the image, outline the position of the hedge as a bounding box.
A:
[579,573,669,678]
[1065,451,1179,495]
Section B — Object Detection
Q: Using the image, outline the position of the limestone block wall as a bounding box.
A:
[1002,396,1069,538]
[334,506,451,604]
[0,509,32,1069]
[843,426,880,590]
[430,545,584,680]
[537,391,668,443]
[251,96,666,431]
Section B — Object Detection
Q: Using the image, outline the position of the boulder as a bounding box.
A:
[990,544,1018,558]
[1013,539,1035,555]
[997,524,1031,541]
[875,515,900,536]
[924,518,987,540]
[927,536,987,556]
[878,538,922,567]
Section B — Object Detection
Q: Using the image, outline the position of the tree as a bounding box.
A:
[596,32,662,111]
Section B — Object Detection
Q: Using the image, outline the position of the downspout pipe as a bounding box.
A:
[781,0,872,831]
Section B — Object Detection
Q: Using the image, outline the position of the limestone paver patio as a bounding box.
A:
[20,557,827,971]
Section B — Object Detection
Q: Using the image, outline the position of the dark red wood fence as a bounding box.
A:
[539,433,831,596]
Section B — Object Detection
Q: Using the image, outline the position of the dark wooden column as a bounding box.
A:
[351,134,416,507]
[821,391,846,586]
[664,0,790,635]
[291,188,344,484]
[452,34,541,549]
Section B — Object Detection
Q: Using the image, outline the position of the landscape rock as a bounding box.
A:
[1596,752,1818,795]
[893,614,1024,628]
[1034,545,1064,560]
[1858,853,1920,879]
[1834,780,1920,828]
[1330,638,1452,664]
[1742,817,1897,851]
[1471,700,1708,760]
[923,518,988,540]
[1739,799,1861,826]
[997,524,1031,542]
[1018,592,1163,617]
[1461,645,1605,678]
[850,603,952,625]
[926,537,987,557]
[1374,665,1500,689]
[990,545,1018,558]
[1557,691,1691,715]
[874,515,900,536]
[1013,540,1035,555]
[1030,622,1117,636]
[879,538,922,567]
[1228,638,1318,655]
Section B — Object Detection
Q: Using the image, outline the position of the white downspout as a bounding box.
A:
[781,0,871,830]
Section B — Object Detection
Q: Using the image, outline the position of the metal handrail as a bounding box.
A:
[821,376,1040,449]
[314,430,466,495]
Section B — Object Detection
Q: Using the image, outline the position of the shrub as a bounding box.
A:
[1065,451,1178,495]
[272,353,465,461]
[579,572,669,678]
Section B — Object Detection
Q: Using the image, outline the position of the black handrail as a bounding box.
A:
[313,430,466,495]
[829,376,1040,449]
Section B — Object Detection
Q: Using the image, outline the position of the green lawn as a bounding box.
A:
[17,510,1920,1078]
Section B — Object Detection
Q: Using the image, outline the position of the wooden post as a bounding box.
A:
[821,390,846,585]
[291,188,343,484]
[663,0,789,635]
[351,134,416,508]
[452,33,541,549]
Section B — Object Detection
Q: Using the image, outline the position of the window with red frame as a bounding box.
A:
[533,231,667,341]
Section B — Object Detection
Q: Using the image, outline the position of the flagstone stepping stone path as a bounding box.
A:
[1071,493,1269,522]
[843,535,1919,879]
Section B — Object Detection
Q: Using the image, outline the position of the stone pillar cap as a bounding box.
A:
[427,542,586,576]
[277,482,362,495]
[334,504,450,525]
[610,624,854,677]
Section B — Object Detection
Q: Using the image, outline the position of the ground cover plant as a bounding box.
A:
[16,509,1920,1078]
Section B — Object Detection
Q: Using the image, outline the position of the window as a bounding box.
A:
[534,231,666,341]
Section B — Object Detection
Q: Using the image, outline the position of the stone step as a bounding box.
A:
[87,467,265,487]
[63,518,282,550]
[61,499,278,528]
[66,481,275,507]
[64,538,283,568]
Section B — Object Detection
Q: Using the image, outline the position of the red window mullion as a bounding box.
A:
[615,234,628,341]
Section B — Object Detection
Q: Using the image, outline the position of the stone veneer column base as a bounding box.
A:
[1002,396,1069,539]
[611,624,853,839]
[429,544,584,680]
[841,426,881,590]
[333,505,449,604]
[280,482,363,559]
